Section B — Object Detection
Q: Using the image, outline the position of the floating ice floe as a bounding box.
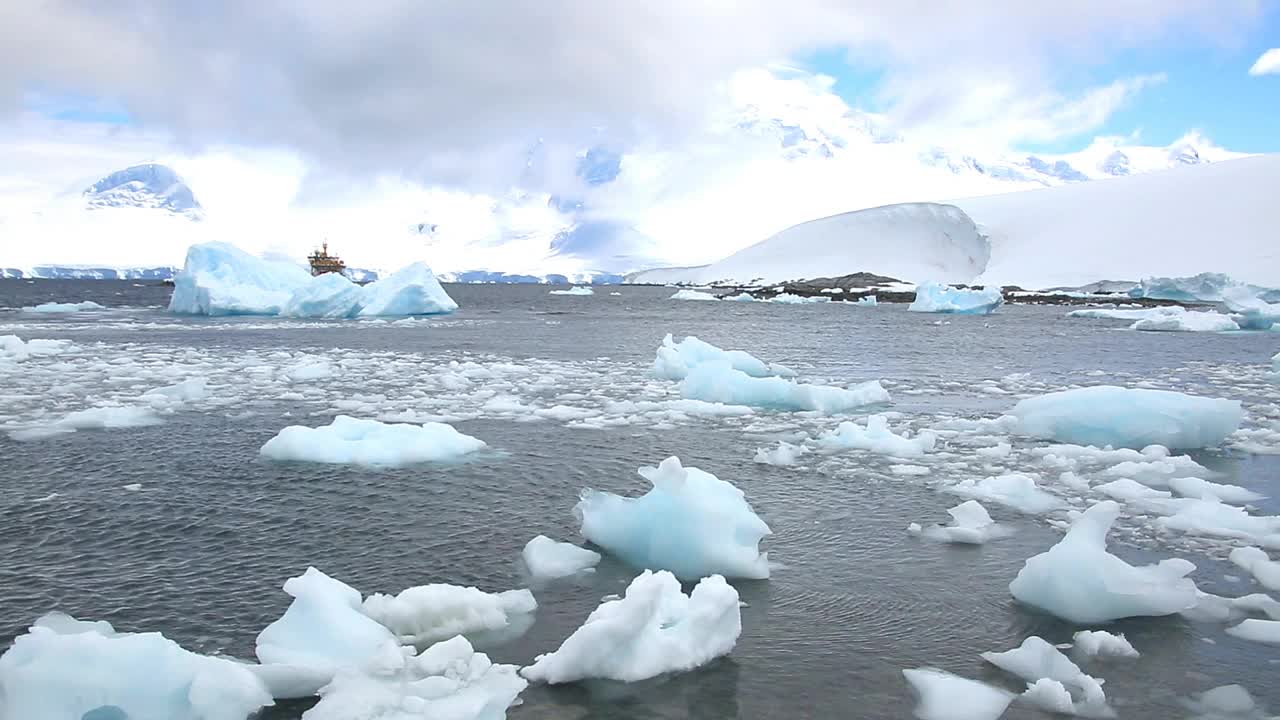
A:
[576,456,771,580]
[1131,310,1239,333]
[908,500,1010,544]
[680,363,889,414]
[304,635,527,720]
[521,535,601,580]
[945,473,1062,514]
[1229,547,1280,592]
[141,377,210,409]
[724,292,756,302]
[362,585,536,648]
[652,334,794,381]
[1225,619,1280,645]
[259,415,486,467]
[169,242,457,317]
[908,282,1003,315]
[0,335,72,362]
[550,286,594,296]
[1169,476,1265,504]
[1181,684,1271,720]
[0,612,273,720]
[817,414,936,457]
[769,292,829,304]
[520,570,740,683]
[669,288,717,300]
[982,636,1111,718]
[9,405,164,441]
[754,440,806,466]
[901,668,1015,720]
[1009,501,1199,623]
[1071,630,1139,658]
[20,300,106,313]
[1182,591,1280,624]
[1155,498,1280,547]
[1010,386,1243,450]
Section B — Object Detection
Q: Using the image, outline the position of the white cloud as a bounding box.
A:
[1249,48,1280,76]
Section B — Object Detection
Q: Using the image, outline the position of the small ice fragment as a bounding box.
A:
[522,535,601,580]
[901,667,1015,720]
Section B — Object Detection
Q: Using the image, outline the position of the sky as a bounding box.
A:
[0,2,1277,272]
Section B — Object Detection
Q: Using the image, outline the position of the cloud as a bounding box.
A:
[1249,48,1280,76]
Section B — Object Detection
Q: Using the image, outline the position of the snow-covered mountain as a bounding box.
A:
[630,155,1279,290]
[83,163,203,218]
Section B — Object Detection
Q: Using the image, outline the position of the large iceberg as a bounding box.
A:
[652,334,793,381]
[901,668,1015,720]
[680,363,889,414]
[1009,501,1199,623]
[576,456,771,580]
[1010,386,1243,450]
[362,584,536,647]
[521,570,740,683]
[259,415,486,467]
[1130,272,1280,303]
[169,242,457,317]
[908,282,1003,315]
[0,612,273,720]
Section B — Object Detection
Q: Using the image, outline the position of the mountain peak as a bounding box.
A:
[84,163,203,218]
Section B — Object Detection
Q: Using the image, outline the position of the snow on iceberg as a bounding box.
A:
[304,635,526,720]
[1229,547,1280,593]
[1071,630,1139,658]
[1009,501,1199,623]
[680,363,889,414]
[901,667,1015,720]
[0,612,273,720]
[945,473,1062,514]
[1010,386,1243,450]
[550,286,594,296]
[362,585,536,648]
[575,456,771,580]
[652,334,794,381]
[908,282,1003,315]
[521,535,601,580]
[520,570,740,683]
[259,415,486,467]
[817,414,937,457]
[908,500,1010,544]
[21,300,106,313]
[670,289,718,301]
[1131,311,1239,333]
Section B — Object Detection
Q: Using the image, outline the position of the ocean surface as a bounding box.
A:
[1,279,1278,719]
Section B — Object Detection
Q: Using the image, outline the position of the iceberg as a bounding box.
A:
[945,473,1062,514]
[1229,547,1280,592]
[1130,272,1280,303]
[908,500,1010,544]
[1072,630,1139,658]
[982,636,1110,718]
[652,334,794,381]
[853,295,878,306]
[901,668,1015,720]
[259,415,486,467]
[575,456,771,580]
[282,271,367,318]
[0,612,273,720]
[521,535,601,580]
[817,414,937,457]
[9,405,164,442]
[357,262,458,317]
[549,286,594,296]
[21,300,106,313]
[908,282,1003,315]
[520,570,740,683]
[1223,287,1280,330]
[304,635,526,720]
[724,292,757,302]
[1009,501,1199,623]
[362,585,536,648]
[769,292,829,304]
[1130,311,1239,332]
[680,363,889,414]
[1010,386,1243,450]
[669,289,718,301]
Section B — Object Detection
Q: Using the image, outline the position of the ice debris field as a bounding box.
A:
[2,271,1280,719]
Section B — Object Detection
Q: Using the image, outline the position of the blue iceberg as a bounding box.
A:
[679,363,889,414]
[908,282,1003,315]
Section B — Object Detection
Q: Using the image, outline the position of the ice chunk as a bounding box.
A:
[522,535,601,580]
[854,295,878,306]
[1229,547,1280,592]
[1183,591,1280,624]
[1131,273,1279,303]
[652,334,794,381]
[724,292,756,302]
[818,414,936,457]
[285,359,334,382]
[1009,501,1199,623]
[1169,477,1265,504]
[1225,619,1280,644]
[576,456,771,580]
[908,282,1003,315]
[669,289,718,301]
[1010,386,1243,450]
[259,415,486,467]
[520,571,740,683]
[1095,478,1171,502]
[0,612,273,720]
[1069,306,1187,322]
[680,363,889,414]
[1131,311,1239,332]
[981,636,1110,717]
[1182,684,1268,720]
[357,261,458,316]
[1021,678,1082,716]
[304,635,526,720]
[549,286,594,296]
[141,377,209,409]
[769,292,829,304]
[362,585,536,647]
[946,473,1062,514]
[754,441,806,466]
[1223,288,1280,330]
[282,272,365,318]
[170,242,314,315]
[1155,498,1280,546]
[908,500,1011,544]
[10,404,164,441]
[21,300,106,312]
[901,667,1015,720]
[1071,630,1139,658]
[0,335,72,362]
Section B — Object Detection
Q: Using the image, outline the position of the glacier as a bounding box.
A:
[575,456,771,580]
[1009,386,1243,450]
[520,570,740,684]
[679,363,889,414]
[908,282,1003,314]
[259,415,486,467]
[0,612,273,720]
[521,535,601,580]
[652,334,794,381]
[1009,501,1200,623]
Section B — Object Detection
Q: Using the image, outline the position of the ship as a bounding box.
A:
[307,241,347,277]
